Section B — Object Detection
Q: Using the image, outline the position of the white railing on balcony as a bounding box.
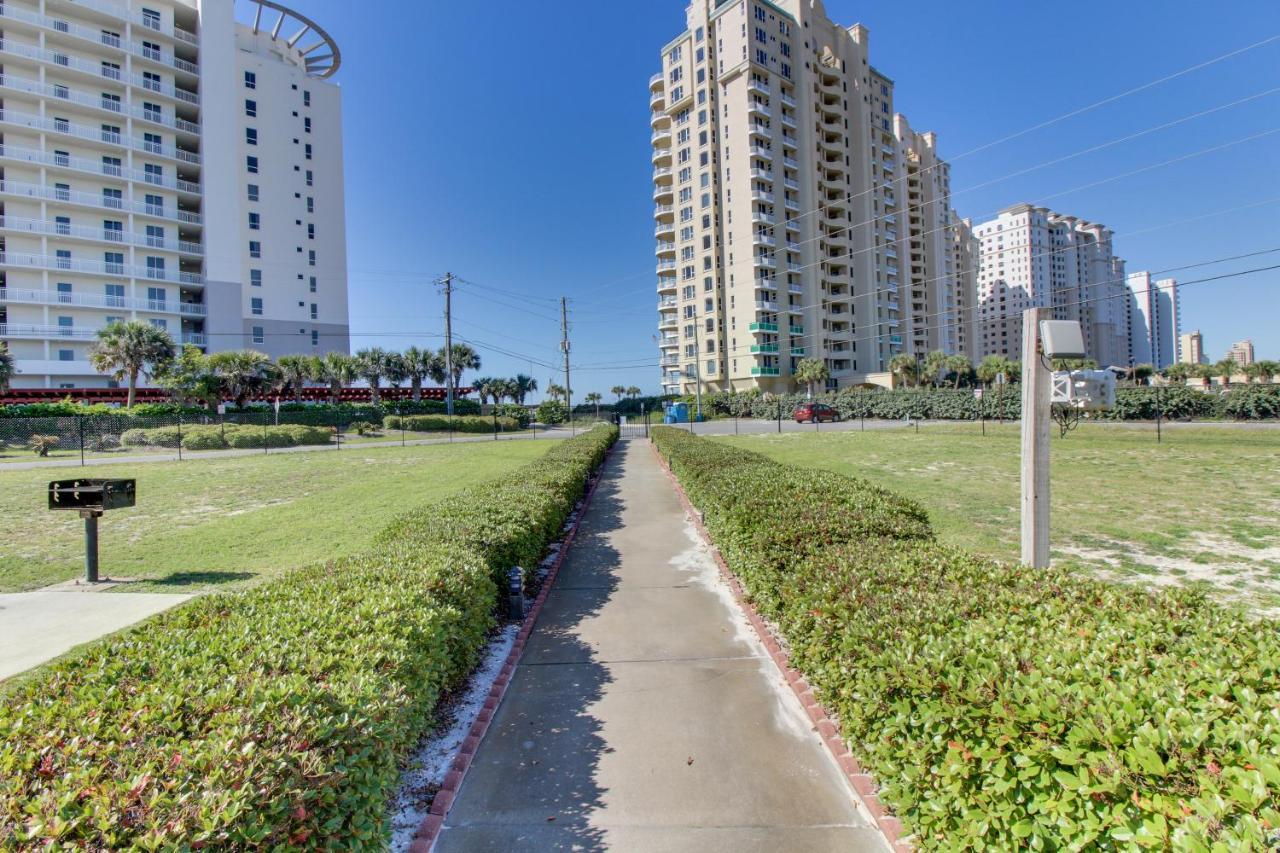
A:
[751,190,775,203]
[0,286,206,315]
[0,179,203,224]
[0,251,203,284]
[780,113,796,128]
[789,283,804,293]
[753,211,776,225]
[0,8,198,76]
[753,232,775,246]
[787,240,802,251]
[649,72,664,87]
[0,143,201,193]
[655,260,676,271]
[0,109,201,164]
[748,145,772,159]
[781,133,798,147]
[748,121,770,136]
[785,198,799,211]
[653,167,672,179]
[0,322,100,339]
[749,103,772,118]
[783,156,799,169]
[0,215,203,254]
[655,241,675,254]
[784,178,799,191]
[0,72,198,133]
[755,300,780,312]
[747,80,770,96]
[749,168,774,181]
[780,92,796,107]
[651,130,671,144]
[787,262,803,273]
[653,204,673,217]
[755,255,776,268]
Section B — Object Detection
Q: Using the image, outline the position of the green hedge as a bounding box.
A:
[121,423,332,451]
[650,427,1280,849]
[382,414,520,434]
[0,425,618,848]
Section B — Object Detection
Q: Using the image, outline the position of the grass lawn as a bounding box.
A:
[716,423,1280,612]
[0,440,551,594]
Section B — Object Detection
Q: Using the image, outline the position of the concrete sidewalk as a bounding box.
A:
[432,439,887,852]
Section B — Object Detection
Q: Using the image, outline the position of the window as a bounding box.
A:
[249,240,261,258]
[304,143,312,160]
[145,225,164,247]
[143,132,162,153]
[251,297,263,316]
[250,269,262,287]
[245,99,257,117]
[150,318,167,331]
[143,71,161,92]
[310,303,318,320]
[56,282,73,301]
[145,257,165,280]
[141,40,161,61]
[309,276,317,293]
[141,8,160,30]
[252,326,264,344]
[304,117,311,134]
[247,155,259,173]
[305,170,313,187]
[311,330,319,347]
[144,163,164,184]
[143,102,162,123]
[307,224,315,240]
[101,60,121,78]
[145,194,163,215]
[101,93,122,112]
[58,316,74,334]
[100,123,120,143]
[245,71,256,89]
[55,217,71,236]
[307,250,316,267]
[248,212,260,230]
[54,182,71,201]
[55,249,72,269]
[303,90,311,107]
[306,196,314,213]
[247,183,259,202]
[246,128,257,145]
[104,284,124,306]
[59,349,75,362]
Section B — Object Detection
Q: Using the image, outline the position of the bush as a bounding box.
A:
[651,427,1280,849]
[0,425,618,848]
[86,434,121,453]
[27,434,60,456]
[535,400,567,425]
[1222,385,1280,420]
[494,404,533,429]
[381,415,519,434]
[120,428,151,447]
[180,426,227,451]
[276,424,332,446]
[224,425,297,449]
[349,420,379,436]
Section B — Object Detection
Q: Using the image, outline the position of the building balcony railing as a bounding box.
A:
[752,211,776,225]
[656,279,677,293]
[0,9,197,77]
[790,347,806,356]
[0,73,199,133]
[659,355,679,367]
[655,240,675,255]
[657,297,677,309]
[748,144,772,159]
[0,215,202,255]
[789,282,803,293]
[786,304,803,315]
[653,166,672,180]
[0,322,98,340]
[0,36,199,104]
[0,109,200,164]
[780,113,796,129]
[783,178,799,191]
[649,72,664,89]
[789,325,805,335]
[0,286,206,316]
[0,179,202,224]
[748,322,779,333]
[751,190,775,204]
[751,366,781,377]
[753,232,775,246]
[654,223,675,238]
[651,129,672,145]
[0,251,203,284]
[750,344,780,354]
[0,143,201,194]
[783,156,799,169]
[749,168,773,182]
[755,300,780,312]
[653,203,674,218]
[748,103,772,119]
[747,79,770,96]
[755,255,776,269]
[655,260,676,271]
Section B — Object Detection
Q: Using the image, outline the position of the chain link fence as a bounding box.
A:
[0,406,547,466]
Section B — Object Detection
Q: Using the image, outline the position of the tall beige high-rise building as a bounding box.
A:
[1179,330,1206,365]
[1227,339,1254,366]
[651,0,973,395]
[975,204,1129,365]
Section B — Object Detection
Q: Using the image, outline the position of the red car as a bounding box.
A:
[793,402,840,423]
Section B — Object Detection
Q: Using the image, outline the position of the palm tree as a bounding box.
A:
[276,355,312,403]
[354,347,391,402]
[208,350,275,407]
[317,352,359,405]
[1213,358,1239,386]
[793,357,829,399]
[975,354,1008,388]
[438,343,481,397]
[383,352,409,391]
[499,378,521,404]
[584,391,603,419]
[920,350,948,387]
[512,374,538,405]
[611,385,626,403]
[89,320,176,407]
[946,354,972,389]
[401,346,443,402]
[546,382,567,402]
[626,385,641,400]
[888,353,917,389]
[1161,362,1192,384]
[1256,360,1280,384]
[471,376,499,405]
[0,343,15,391]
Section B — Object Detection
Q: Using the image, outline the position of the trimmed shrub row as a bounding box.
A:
[382,414,520,434]
[0,425,618,848]
[120,423,332,451]
[650,427,1280,849]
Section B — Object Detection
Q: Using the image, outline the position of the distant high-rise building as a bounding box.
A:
[0,0,350,389]
[974,204,1129,365]
[1180,330,1206,365]
[650,0,973,394]
[1125,272,1180,369]
[1227,339,1255,366]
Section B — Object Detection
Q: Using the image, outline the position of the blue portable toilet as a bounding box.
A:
[664,401,689,424]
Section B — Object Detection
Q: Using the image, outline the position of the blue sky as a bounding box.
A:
[296,0,1280,396]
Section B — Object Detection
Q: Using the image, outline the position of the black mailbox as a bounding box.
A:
[48,479,136,512]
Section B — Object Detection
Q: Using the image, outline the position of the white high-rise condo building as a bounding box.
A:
[1125,271,1179,369]
[0,0,349,389]
[975,204,1129,365]
[651,0,974,394]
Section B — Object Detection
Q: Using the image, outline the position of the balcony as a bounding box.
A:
[780,113,796,129]
[780,92,797,107]
[748,121,771,138]
[755,300,780,311]
[0,109,200,165]
[781,133,798,148]
[748,322,779,333]
[784,197,799,211]
[659,335,679,348]
[752,211,776,225]
[653,166,673,181]
[751,366,781,377]
[755,256,776,269]
[653,184,673,202]
[649,72,664,90]
[786,304,804,315]
[747,79,770,96]
[0,216,202,255]
[750,168,774,181]
[788,282,803,293]
[783,156,799,169]
[651,129,672,146]
[657,297,677,309]
[1,287,206,316]
[750,344,780,354]
[789,325,805,335]
[658,314,678,329]
[748,102,772,119]
[655,260,677,273]
[790,347,806,356]
[0,251,203,285]
[889,335,903,345]
[0,179,203,224]
[0,8,198,77]
[660,355,679,367]
[651,146,672,165]
[0,73,200,134]
[749,145,772,159]
[753,232,775,247]
[784,178,799,191]
[654,222,675,238]
[787,240,802,251]
[655,240,676,255]
[0,143,200,194]
[656,279,677,294]
[653,204,674,220]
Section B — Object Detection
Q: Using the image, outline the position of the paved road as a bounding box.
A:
[638,417,1279,438]
[433,439,887,852]
[0,588,191,680]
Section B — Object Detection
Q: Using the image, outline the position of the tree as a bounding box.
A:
[976,354,1010,388]
[921,350,949,387]
[512,374,538,405]
[316,352,359,405]
[498,378,521,404]
[208,350,275,408]
[439,343,481,395]
[1213,358,1239,385]
[401,346,443,402]
[626,385,641,399]
[610,385,626,403]
[584,391,603,419]
[536,399,567,425]
[888,353,918,388]
[546,382,567,402]
[1255,360,1280,384]
[156,345,219,406]
[354,347,391,402]
[384,352,409,390]
[89,320,176,408]
[946,354,972,389]
[0,343,16,391]
[793,357,829,399]
[471,377,499,405]
[1161,362,1192,383]
[1131,364,1155,385]
[276,355,312,403]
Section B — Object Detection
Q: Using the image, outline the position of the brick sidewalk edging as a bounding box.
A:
[650,440,914,852]
[409,443,616,852]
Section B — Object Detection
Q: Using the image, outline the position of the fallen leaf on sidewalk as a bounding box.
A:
[687,756,694,766]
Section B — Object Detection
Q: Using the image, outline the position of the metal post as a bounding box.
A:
[78,416,85,467]
[82,511,100,583]
[335,409,341,450]
[177,413,183,461]
[735,413,739,435]
[1156,385,1163,444]
[777,401,782,433]
[1020,308,1051,568]
[861,412,865,432]
[442,272,455,417]
[493,408,499,440]
[263,413,268,454]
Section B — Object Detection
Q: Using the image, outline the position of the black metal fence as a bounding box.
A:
[0,408,544,466]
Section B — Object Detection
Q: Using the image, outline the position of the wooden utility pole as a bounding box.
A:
[560,297,572,435]
[441,272,454,416]
[1020,308,1050,568]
